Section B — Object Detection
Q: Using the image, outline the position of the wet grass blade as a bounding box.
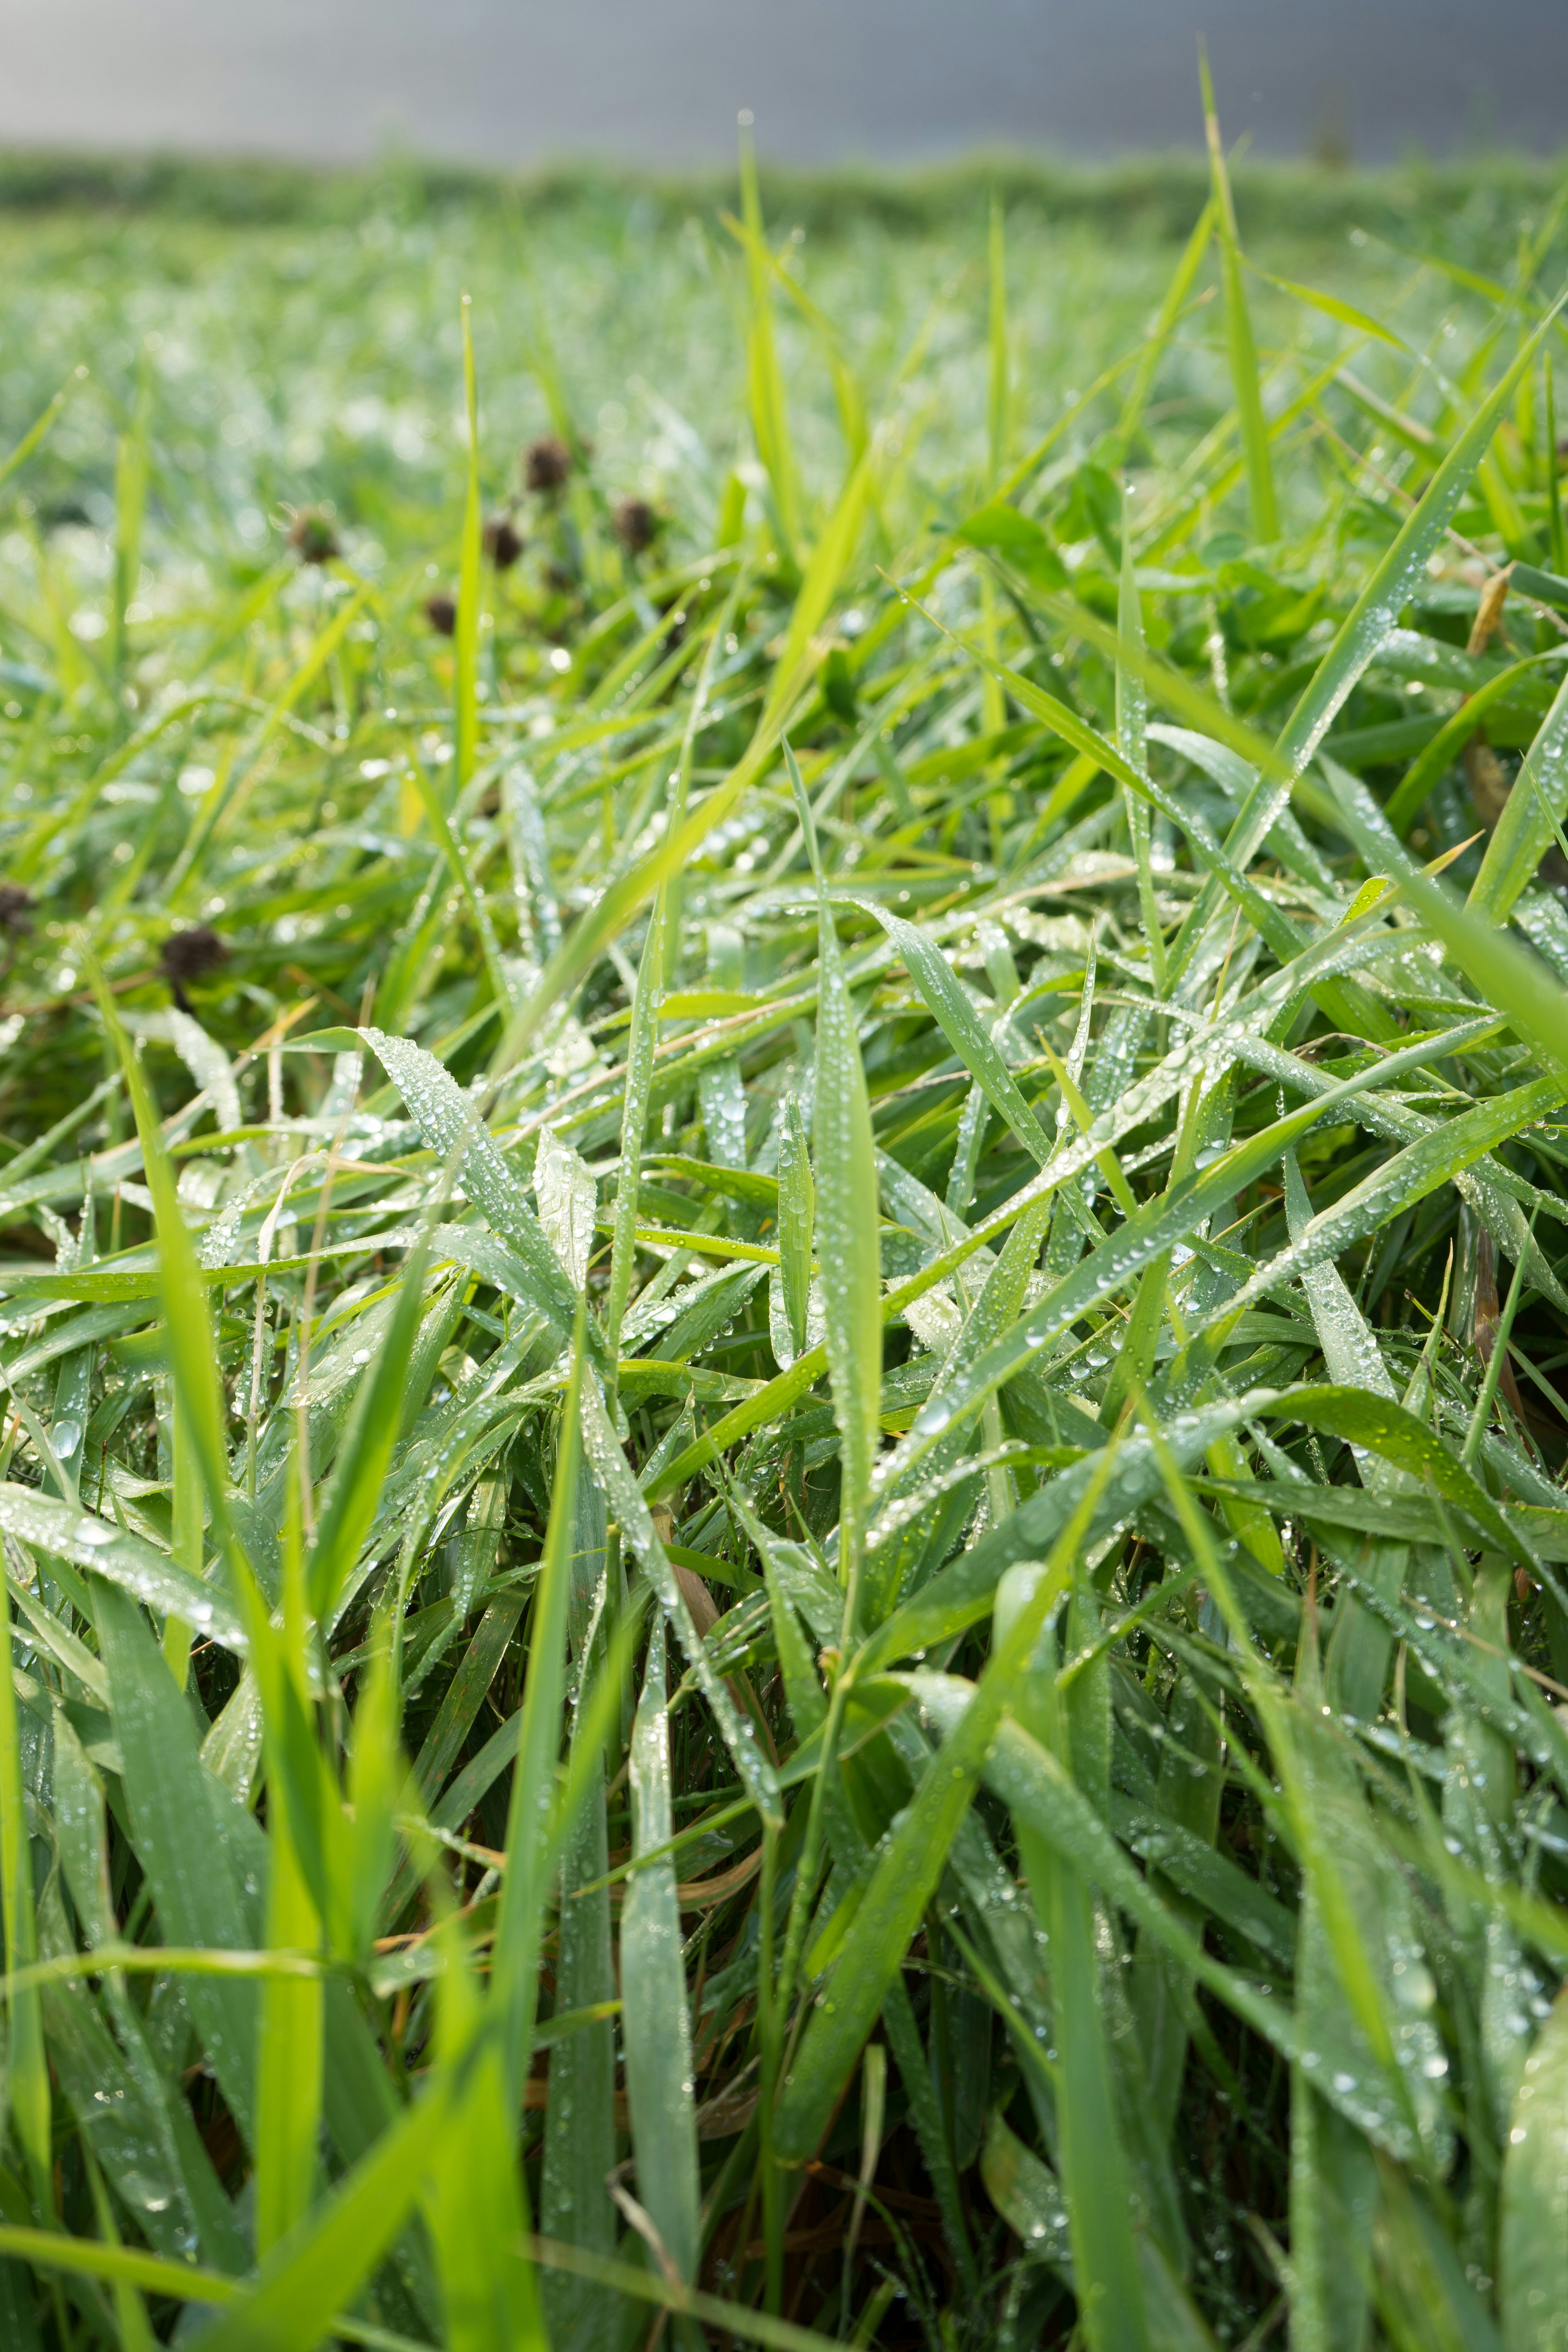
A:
[791,745,882,1631]
[621,1616,701,2281]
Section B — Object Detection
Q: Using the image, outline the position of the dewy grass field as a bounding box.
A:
[5,84,1568,2350]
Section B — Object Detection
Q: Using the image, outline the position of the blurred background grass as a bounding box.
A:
[1,147,1562,624]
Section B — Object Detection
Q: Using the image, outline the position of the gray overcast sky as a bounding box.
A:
[0,0,1563,168]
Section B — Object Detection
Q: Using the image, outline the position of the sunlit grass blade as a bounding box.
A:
[1201,52,1277,543]
[738,116,800,558]
[454,292,483,797]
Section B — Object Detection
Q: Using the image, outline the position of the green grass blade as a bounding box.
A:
[197,2082,455,2352]
[604,893,666,1362]
[791,744,882,1635]
[94,1579,262,2144]
[1200,53,1277,543]
[109,348,152,693]
[1119,490,1167,995]
[254,1810,322,2255]
[306,1223,440,1625]
[454,292,482,797]
[862,900,1054,1165]
[0,1586,48,2186]
[775,1443,1120,2165]
[775,1091,815,1361]
[1500,1989,1568,2352]
[1468,668,1568,922]
[988,192,1009,489]
[493,1306,587,2103]
[621,1615,701,2281]
[540,1757,617,2343]
[738,117,800,558]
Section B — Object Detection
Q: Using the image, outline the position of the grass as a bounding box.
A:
[1,101,1568,2352]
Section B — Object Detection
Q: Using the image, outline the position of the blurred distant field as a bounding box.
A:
[0,153,1561,574]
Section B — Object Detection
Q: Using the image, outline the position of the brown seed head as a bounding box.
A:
[424,592,457,637]
[0,884,34,933]
[160,927,229,989]
[483,514,524,570]
[288,508,340,565]
[523,435,572,494]
[612,497,659,556]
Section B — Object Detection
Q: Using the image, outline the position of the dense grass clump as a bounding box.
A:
[4,104,1568,2352]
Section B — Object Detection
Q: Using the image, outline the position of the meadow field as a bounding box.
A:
[0,119,1568,2352]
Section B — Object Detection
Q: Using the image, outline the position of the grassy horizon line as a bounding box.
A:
[0,138,1563,240]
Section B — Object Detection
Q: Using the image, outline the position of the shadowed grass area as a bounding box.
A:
[0,107,1568,2352]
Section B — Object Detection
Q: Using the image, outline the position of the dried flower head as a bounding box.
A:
[288,508,340,565]
[160,926,229,1010]
[612,497,659,556]
[425,592,457,637]
[0,884,34,933]
[483,514,524,570]
[523,435,572,494]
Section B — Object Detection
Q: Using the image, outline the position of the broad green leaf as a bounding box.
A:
[956,499,1067,588]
